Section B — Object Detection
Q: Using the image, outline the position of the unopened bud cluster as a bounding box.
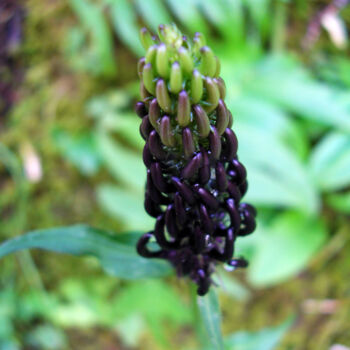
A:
[135,25,256,295]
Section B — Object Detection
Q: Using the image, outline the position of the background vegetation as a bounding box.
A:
[1,0,350,349]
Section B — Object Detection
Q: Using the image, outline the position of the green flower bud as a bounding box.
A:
[137,57,145,78]
[194,32,206,47]
[193,104,210,138]
[170,62,182,94]
[216,99,229,135]
[159,115,175,147]
[199,46,216,77]
[191,69,203,104]
[182,127,195,159]
[156,43,170,78]
[204,77,220,113]
[177,90,191,127]
[156,79,172,113]
[149,98,160,130]
[140,27,154,50]
[143,63,155,94]
[214,77,226,99]
[140,81,151,101]
[178,47,193,75]
[145,45,158,66]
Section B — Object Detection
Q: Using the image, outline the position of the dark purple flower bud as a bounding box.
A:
[215,162,228,191]
[172,177,196,205]
[196,187,219,211]
[216,99,229,135]
[192,225,206,253]
[165,204,180,238]
[227,182,242,202]
[199,149,210,185]
[222,128,238,161]
[226,198,241,234]
[142,142,153,168]
[135,101,147,118]
[149,98,161,130]
[150,162,169,193]
[149,130,167,160]
[137,232,163,258]
[182,127,195,159]
[181,153,202,179]
[144,194,162,218]
[238,206,256,236]
[228,258,248,269]
[174,192,187,226]
[154,215,179,249]
[209,126,222,160]
[140,115,153,140]
[239,180,248,196]
[199,204,214,234]
[229,159,247,185]
[146,170,169,204]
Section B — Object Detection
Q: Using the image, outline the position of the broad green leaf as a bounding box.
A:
[52,129,101,175]
[134,0,172,32]
[309,132,350,191]
[96,132,145,192]
[86,92,143,149]
[225,316,294,350]
[247,212,327,286]
[0,225,171,279]
[200,0,244,45]
[107,0,143,55]
[236,125,319,214]
[230,96,309,159]
[197,288,224,350]
[114,280,192,346]
[325,192,350,214]
[69,0,116,76]
[250,55,350,130]
[97,184,154,231]
[165,0,208,35]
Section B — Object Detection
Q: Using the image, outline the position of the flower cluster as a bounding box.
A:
[136,25,256,295]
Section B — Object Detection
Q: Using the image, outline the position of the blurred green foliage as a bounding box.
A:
[1,0,350,349]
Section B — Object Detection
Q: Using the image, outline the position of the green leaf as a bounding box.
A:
[96,132,145,192]
[309,132,350,191]
[69,0,116,76]
[246,212,327,287]
[165,0,209,35]
[197,288,224,350]
[97,184,154,231]
[0,225,171,279]
[325,192,350,214]
[201,0,245,45]
[52,129,101,176]
[225,316,294,350]
[229,96,308,159]
[236,125,318,214]
[107,0,144,55]
[250,55,350,131]
[134,0,173,33]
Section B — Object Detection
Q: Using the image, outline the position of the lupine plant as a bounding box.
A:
[0,25,257,348]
